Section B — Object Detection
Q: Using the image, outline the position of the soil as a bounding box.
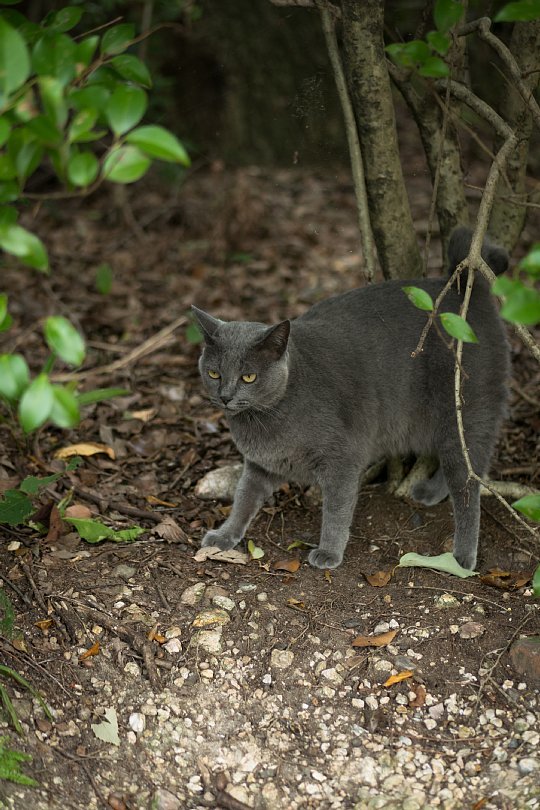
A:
[0,163,539,810]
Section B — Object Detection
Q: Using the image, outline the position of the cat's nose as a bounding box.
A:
[220,395,233,406]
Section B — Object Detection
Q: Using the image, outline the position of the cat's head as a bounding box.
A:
[191,306,290,415]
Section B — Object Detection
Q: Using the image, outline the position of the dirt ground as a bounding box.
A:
[0,163,539,810]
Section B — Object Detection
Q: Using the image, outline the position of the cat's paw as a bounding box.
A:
[201,529,241,551]
[453,548,477,572]
[411,480,448,506]
[308,548,343,569]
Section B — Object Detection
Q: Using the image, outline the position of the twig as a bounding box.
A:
[411,262,464,357]
[436,79,512,139]
[51,315,187,382]
[0,570,32,607]
[318,3,376,282]
[270,0,341,15]
[19,561,70,642]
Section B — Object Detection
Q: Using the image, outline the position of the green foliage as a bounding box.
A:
[402,286,434,311]
[495,0,540,22]
[493,244,540,326]
[65,517,144,543]
[0,5,190,272]
[95,262,113,294]
[0,665,52,733]
[185,321,203,344]
[44,316,85,366]
[398,551,478,576]
[439,312,478,343]
[0,736,37,786]
[512,494,540,522]
[533,564,540,598]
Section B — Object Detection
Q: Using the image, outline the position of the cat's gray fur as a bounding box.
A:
[192,227,510,571]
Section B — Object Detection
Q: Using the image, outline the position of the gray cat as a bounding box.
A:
[192,228,509,571]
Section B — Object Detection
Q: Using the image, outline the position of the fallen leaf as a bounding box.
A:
[365,570,393,587]
[324,570,332,583]
[55,442,116,461]
[34,619,53,632]
[146,495,177,507]
[11,638,27,652]
[287,597,305,609]
[45,504,65,543]
[248,539,264,560]
[107,793,127,810]
[91,707,120,746]
[352,629,398,648]
[397,551,478,578]
[273,558,301,573]
[409,684,427,707]
[193,546,248,565]
[459,621,485,639]
[384,670,414,687]
[79,641,100,661]
[147,626,166,643]
[287,539,315,551]
[152,516,187,543]
[130,408,157,422]
[65,504,93,519]
[480,569,532,590]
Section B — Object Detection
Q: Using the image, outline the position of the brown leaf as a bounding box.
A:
[324,570,332,584]
[365,570,393,587]
[65,504,93,519]
[287,597,305,609]
[79,641,100,661]
[273,558,301,573]
[193,546,248,565]
[384,670,414,687]
[34,619,53,632]
[107,794,127,810]
[146,495,177,507]
[45,504,65,543]
[130,408,156,423]
[55,442,116,461]
[152,516,187,543]
[409,684,426,707]
[352,629,398,648]
[480,569,532,590]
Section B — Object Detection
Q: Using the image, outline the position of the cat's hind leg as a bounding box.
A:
[309,463,361,569]
[411,466,449,506]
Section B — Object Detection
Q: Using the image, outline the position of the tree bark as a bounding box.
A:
[340,0,422,279]
[489,20,540,251]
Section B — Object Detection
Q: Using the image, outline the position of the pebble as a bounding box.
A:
[270,649,294,669]
[435,593,460,608]
[194,464,242,501]
[321,667,343,685]
[152,788,183,810]
[192,608,230,628]
[128,712,146,734]
[192,629,222,653]
[181,582,206,606]
[518,757,538,775]
[459,621,485,639]
[113,564,136,580]
[212,594,236,612]
[163,638,182,654]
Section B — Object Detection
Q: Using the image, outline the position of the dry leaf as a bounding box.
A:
[193,546,248,565]
[11,638,27,652]
[146,495,177,507]
[273,558,301,573]
[409,684,426,707]
[55,442,116,461]
[384,670,414,687]
[152,516,187,543]
[324,570,332,583]
[352,629,398,648]
[131,408,157,422]
[45,504,65,543]
[287,597,306,609]
[79,641,100,661]
[34,619,53,632]
[365,570,393,587]
[480,569,532,590]
[65,504,93,519]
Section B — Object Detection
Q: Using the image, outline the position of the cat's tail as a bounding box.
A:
[447,226,508,276]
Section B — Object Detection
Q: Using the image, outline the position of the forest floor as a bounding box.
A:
[0,161,539,810]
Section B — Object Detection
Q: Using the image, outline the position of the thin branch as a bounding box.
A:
[423,81,451,273]
[436,79,512,138]
[269,0,341,14]
[318,3,376,282]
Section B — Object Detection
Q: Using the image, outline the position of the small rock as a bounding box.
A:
[192,608,230,628]
[510,636,540,683]
[192,629,222,653]
[128,712,146,734]
[270,649,294,669]
[428,703,445,720]
[163,638,182,654]
[257,592,268,602]
[194,464,242,502]
[321,667,343,685]
[424,718,437,730]
[435,593,460,609]
[262,673,272,685]
[373,621,390,634]
[113,564,136,580]
[165,626,182,639]
[227,785,253,807]
[212,594,236,612]
[358,756,378,787]
[518,757,538,775]
[394,654,417,671]
[181,582,206,606]
[459,621,485,639]
[152,788,183,810]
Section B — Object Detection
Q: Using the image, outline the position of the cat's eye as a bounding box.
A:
[241,373,257,384]
[208,370,220,379]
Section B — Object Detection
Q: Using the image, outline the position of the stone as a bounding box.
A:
[459,621,485,639]
[192,629,222,653]
[358,756,378,787]
[192,608,230,628]
[194,463,243,502]
[321,667,343,685]
[510,636,540,683]
[212,594,236,612]
[270,649,294,669]
[181,582,206,606]
[152,788,182,810]
[518,758,538,775]
[435,593,460,609]
[113,564,136,580]
[128,712,145,734]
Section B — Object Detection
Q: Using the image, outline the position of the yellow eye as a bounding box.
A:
[208,370,220,379]
[241,373,257,383]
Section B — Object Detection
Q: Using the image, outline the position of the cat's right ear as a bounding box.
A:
[191,306,222,345]
[256,320,290,359]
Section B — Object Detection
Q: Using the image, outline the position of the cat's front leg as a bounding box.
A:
[308,464,361,569]
[201,459,281,551]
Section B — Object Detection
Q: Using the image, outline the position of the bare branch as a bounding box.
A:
[269,0,341,15]
[436,79,512,138]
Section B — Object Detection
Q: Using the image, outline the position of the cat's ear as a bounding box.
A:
[256,320,290,359]
[191,306,222,345]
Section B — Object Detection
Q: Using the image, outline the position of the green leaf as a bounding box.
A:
[0,181,18,203]
[110,54,152,87]
[426,30,450,55]
[44,316,86,366]
[0,686,23,735]
[103,145,150,184]
[69,85,110,113]
[247,538,264,560]
[43,6,83,33]
[68,108,97,142]
[0,292,7,325]
[418,55,450,77]
[76,387,129,406]
[0,353,29,400]
[0,18,30,106]
[66,516,145,543]
[397,551,478,576]
[0,736,37,786]
[100,23,135,56]
[25,114,62,146]
[0,205,17,226]
[105,85,147,136]
[75,35,99,68]
[0,489,34,525]
[38,76,67,127]
[0,116,10,146]
[492,275,519,296]
[15,139,43,183]
[403,285,434,311]
[32,32,76,85]
[0,223,48,271]
[518,243,540,279]
[50,385,80,428]
[95,262,113,294]
[91,707,120,746]
[500,286,540,326]
[67,150,98,187]
[19,472,60,494]
[512,493,540,522]
[533,564,540,599]
[434,0,464,32]
[125,125,190,165]
[0,664,52,720]
[18,372,54,432]
[402,39,431,63]
[0,153,16,180]
[185,322,203,344]
[495,0,540,22]
[439,312,478,342]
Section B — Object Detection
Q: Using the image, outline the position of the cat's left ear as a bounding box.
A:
[191,306,223,345]
[257,320,290,359]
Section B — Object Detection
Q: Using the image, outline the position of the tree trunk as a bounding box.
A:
[489,20,540,251]
[340,0,422,280]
